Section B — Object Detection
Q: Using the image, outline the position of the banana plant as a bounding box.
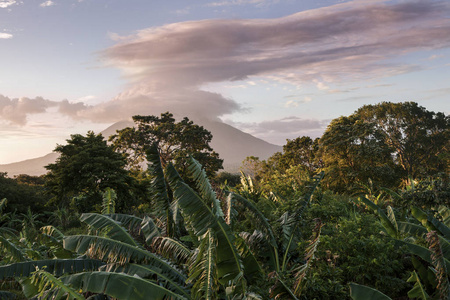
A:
[360,197,450,299]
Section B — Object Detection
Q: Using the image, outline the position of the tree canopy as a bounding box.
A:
[45,131,137,212]
[110,112,223,177]
[319,101,448,192]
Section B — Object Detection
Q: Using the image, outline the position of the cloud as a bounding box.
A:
[0,95,90,125]
[4,0,450,132]
[206,0,277,7]
[104,1,450,89]
[0,32,13,39]
[0,95,56,125]
[229,116,327,144]
[0,0,16,8]
[40,1,55,7]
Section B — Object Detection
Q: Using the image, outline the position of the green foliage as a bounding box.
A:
[395,176,450,210]
[0,173,49,215]
[319,101,449,193]
[349,283,393,300]
[45,131,138,213]
[300,193,410,299]
[110,112,223,177]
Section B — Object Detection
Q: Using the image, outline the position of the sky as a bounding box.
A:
[0,0,449,164]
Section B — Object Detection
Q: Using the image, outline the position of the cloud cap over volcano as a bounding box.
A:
[75,0,450,124]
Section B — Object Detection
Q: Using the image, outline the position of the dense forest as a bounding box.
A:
[0,101,448,299]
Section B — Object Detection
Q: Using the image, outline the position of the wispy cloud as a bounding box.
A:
[3,0,450,133]
[0,0,16,9]
[0,32,13,39]
[0,95,89,125]
[206,0,278,7]
[40,1,55,7]
[229,116,327,144]
[90,0,450,125]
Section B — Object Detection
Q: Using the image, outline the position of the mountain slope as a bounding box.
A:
[0,119,281,176]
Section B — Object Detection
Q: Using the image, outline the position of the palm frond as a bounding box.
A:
[225,193,238,229]
[359,197,398,238]
[235,235,264,283]
[398,222,428,239]
[0,236,28,262]
[41,225,65,242]
[349,283,393,300]
[29,267,84,300]
[166,163,245,286]
[412,207,450,240]
[293,219,323,296]
[101,263,190,298]
[104,214,143,230]
[406,271,430,300]
[101,188,117,215]
[231,192,279,271]
[0,291,17,300]
[186,156,223,218]
[63,235,186,281]
[152,236,191,265]
[268,271,298,300]
[188,229,218,300]
[427,231,450,299]
[60,271,187,300]
[147,143,174,236]
[438,206,450,227]
[0,259,104,279]
[80,213,138,247]
[141,216,161,245]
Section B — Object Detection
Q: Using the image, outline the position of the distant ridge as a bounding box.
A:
[0,119,282,176]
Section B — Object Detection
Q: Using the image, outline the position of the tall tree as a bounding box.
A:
[110,112,223,177]
[319,101,448,192]
[280,136,321,176]
[45,131,136,212]
[319,114,398,192]
[356,101,449,178]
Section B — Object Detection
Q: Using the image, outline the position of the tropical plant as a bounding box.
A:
[360,196,450,299]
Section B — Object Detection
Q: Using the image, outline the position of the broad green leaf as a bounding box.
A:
[231,192,279,271]
[63,235,186,282]
[166,163,244,286]
[186,156,223,218]
[141,216,161,245]
[0,259,104,279]
[0,291,17,299]
[359,197,398,238]
[349,283,392,300]
[61,271,187,300]
[411,207,450,240]
[80,213,138,247]
[152,236,191,265]
[101,263,190,298]
[0,236,28,262]
[407,271,429,300]
[438,206,450,227]
[188,229,218,299]
[397,222,428,238]
[105,214,143,229]
[395,240,450,270]
[101,188,117,215]
[30,268,84,300]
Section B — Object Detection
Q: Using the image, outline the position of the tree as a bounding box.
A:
[110,112,223,177]
[45,131,137,212]
[318,102,448,192]
[319,114,399,192]
[280,136,321,176]
[356,101,449,179]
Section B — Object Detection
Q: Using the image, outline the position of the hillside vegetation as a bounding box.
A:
[0,101,448,299]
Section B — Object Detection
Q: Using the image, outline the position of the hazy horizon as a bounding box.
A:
[1,0,449,164]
